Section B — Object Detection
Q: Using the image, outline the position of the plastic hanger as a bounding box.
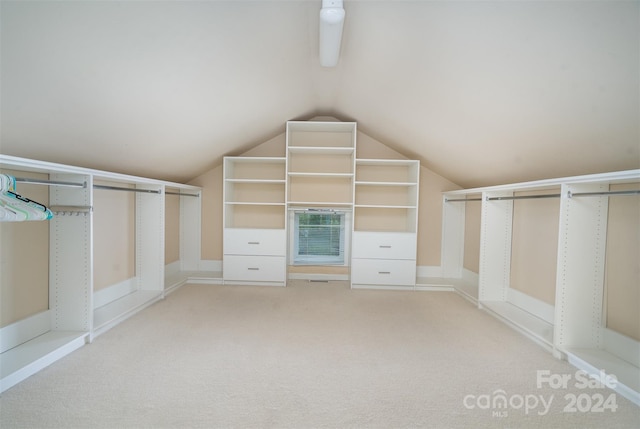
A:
[0,174,53,221]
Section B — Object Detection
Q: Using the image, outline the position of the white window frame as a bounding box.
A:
[288,208,351,266]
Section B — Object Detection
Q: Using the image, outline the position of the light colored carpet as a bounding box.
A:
[1,281,638,428]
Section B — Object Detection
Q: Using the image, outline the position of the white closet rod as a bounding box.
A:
[447,189,639,203]
[486,193,561,201]
[569,189,640,198]
[93,184,160,194]
[15,177,86,188]
[444,197,483,203]
[165,191,199,197]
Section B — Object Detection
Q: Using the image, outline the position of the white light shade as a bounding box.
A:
[319,0,345,67]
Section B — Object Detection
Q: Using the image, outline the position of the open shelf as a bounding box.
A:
[480,301,554,349]
[0,330,88,392]
[93,290,163,336]
[565,347,640,406]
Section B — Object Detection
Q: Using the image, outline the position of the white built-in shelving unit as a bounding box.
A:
[286,121,356,208]
[0,154,204,393]
[351,159,420,289]
[440,169,640,405]
[222,120,422,289]
[223,156,287,286]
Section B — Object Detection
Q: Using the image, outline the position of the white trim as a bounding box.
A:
[222,280,285,287]
[443,169,640,196]
[164,260,181,278]
[288,273,349,282]
[351,284,415,291]
[93,278,138,310]
[199,259,222,272]
[186,277,225,285]
[604,328,640,369]
[415,285,455,292]
[0,310,51,354]
[461,268,479,285]
[416,265,443,278]
[507,287,555,325]
[566,350,640,407]
[0,331,88,393]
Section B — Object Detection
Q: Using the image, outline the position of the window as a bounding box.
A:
[292,210,348,265]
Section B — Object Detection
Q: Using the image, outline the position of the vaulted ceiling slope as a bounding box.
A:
[1,1,638,187]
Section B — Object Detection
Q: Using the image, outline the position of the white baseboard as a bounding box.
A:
[416,265,443,278]
[461,268,479,285]
[507,287,555,324]
[199,259,222,272]
[415,285,455,292]
[93,278,137,309]
[164,260,181,278]
[604,328,640,368]
[0,310,51,354]
[288,273,349,282]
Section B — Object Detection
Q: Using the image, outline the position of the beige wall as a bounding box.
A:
[92,182,135,291]
[605,183,639,341]
[0,170,49,327]
[510,189,561,305]
[189,166,223,261]
[191,130,460,268]
[165,193,180,265]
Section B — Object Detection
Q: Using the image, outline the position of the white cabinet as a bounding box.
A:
[223,157,287,285]
[351,259,416,286]
[224,228,286,256]
[351,160,419,289]
[351,231,417,289]
[351,231,416,260]
[223,255,287,282]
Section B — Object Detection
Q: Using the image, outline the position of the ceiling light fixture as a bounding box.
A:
[319,0,345,67]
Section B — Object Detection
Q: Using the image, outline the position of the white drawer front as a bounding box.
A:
[223,255,286,282]
[224,228,286,256]
[351,232,416,260]
[351,259,416,286]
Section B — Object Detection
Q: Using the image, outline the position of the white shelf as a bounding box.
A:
[355,204,416,209]
[356,181,417,186]
[0,330,88,392]
[288,146,354,155]
[225,179,286,184]
[288,201,353,207]
[565,347,640,406]
[224,202,286,206]
[415,277,479,302]
[288,172,353,178]
[480,301,554,349]
[93,290,163,336]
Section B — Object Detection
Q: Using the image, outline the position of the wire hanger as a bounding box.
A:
[0,174,54,222]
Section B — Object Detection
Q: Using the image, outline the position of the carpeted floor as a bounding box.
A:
[1,281,638,428]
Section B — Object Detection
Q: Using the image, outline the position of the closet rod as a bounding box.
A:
[568,189,640,198]
[165,191,199,197]
[93,184,160,194]
[15,177,86,188]
[444,197,483,203]
[486,193,561,201]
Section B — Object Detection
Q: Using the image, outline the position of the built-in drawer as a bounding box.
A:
[224,228,286,256]
[351,258,416,286]
[223,255,286,282]
[351,232,417,260]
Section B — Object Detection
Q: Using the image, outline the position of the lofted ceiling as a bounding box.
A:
[1,0,638,188]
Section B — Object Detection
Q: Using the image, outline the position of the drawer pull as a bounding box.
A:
[379,245,392,248]
[248,241,260,245]
[247,267,260,271]
[378,271,391,274]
